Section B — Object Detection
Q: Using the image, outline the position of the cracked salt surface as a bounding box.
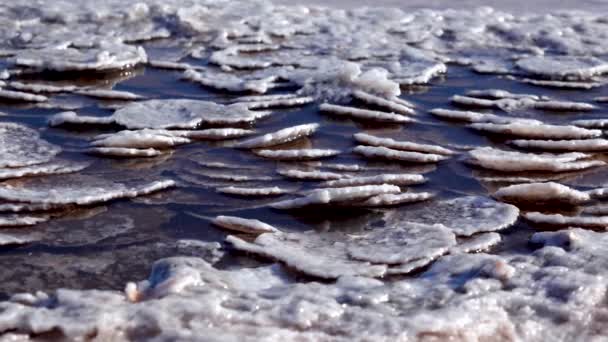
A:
[1,0,608,340]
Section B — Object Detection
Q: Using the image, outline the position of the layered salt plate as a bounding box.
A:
[0,0,608,340]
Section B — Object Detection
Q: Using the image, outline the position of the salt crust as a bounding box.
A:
[217,186,289,196]
[0,175,175,206]
[354,132,454,155]
[468,147,604,172]
[320,103,413,123]
[271,184,401,209]
[237,123,319,149]
[493,182,590,205]
[213,215,279,234]
[353,145,447,163]
[0,123,61,168]
[254,148,340,161]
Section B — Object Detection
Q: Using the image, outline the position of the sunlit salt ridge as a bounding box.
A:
[0,0,607,340]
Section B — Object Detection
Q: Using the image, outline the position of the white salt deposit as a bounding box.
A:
[351,90,415,115]
[387,196,520,236]
[354,133,454,155]
[271,184,401,209]
[493,182,590,206]
[178,128,254,140]
[520,78,605,89]
[353,145,447,163]
[213,215,279,234]
[429,108,504,123]
[13,42,147,72]
[228,232,388,279]
[0,233,36,246]
[468,147,604,172]
[113,99,262,129]
[86,147,163,158]
[47,111,116,127]
[320,103,413,123]
[516,56,608,81]
[572,119,608,129]
[217,186,290,196]
[0,160,90,180]
[0,123,61,168]
[276,169,345,181]
[74,89,143,100]
[346,222,456,265]
[470,122,601,140]
[254,148,340,160]
[0,176,175,206]
[322,174,425,187]
[237,123,319,149]
[509,139,608,152]
[451,232,501,254]
[524,212,608,228]
[355,191,433,207]
[0,215,49,227]
[0,89,48,102]
[466,89,540,100]
[91,130,191,149]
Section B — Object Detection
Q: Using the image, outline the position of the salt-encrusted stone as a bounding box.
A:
[74,89,143,100]
[91,130,191,149]
[86,147,163,158]
[346,222,456,265]
[237,123,319,149]
[468,147,604,172]
[8,82,76,94]
[0,175,175,206]
[213,215,279,234]
[236,96,314,109]
[470,122,601,139]
[217,186,290,197]
[48,111,115,127]
[276,169,345,181]
[0,123,61,168]
[271,184,401,209]
[493,182,590,206]
[520,78,605,89]
[516,56,608,81]
[354,133,454,155]
[13,42,147,72]
[351,90,415,115]
[254,148,340,161]
[173,128,255,140]
[387,196,520,236]
[429,108,504,123]
[355,191,433,207]
[321,174,425,188]
[572,119,608,129]
[451,233,502,254]
[0,215,49,227]
[524,212,608,228]
[320,103,413,123]
[227,232,388,279]
[0,89,48,102]
[466,89,540,100]
[113,99,263,129]
[353,145,447,163]
[183,68,276,94]
[0,233,37,246]
[0,160,90,180]
[509,139,608,152]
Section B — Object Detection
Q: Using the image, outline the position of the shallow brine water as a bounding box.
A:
[0,0,608,340]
